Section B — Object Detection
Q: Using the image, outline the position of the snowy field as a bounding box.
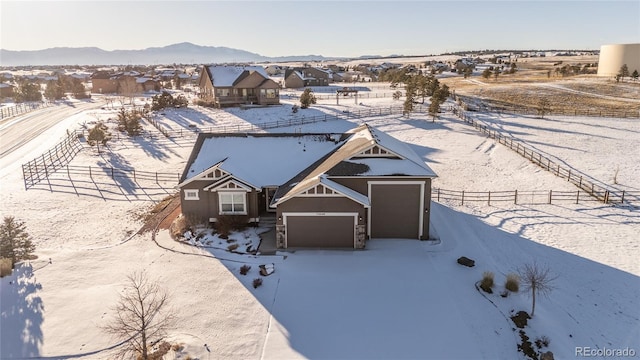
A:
[1,88,639,359]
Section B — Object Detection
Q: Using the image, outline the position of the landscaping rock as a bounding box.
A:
[259,263,275,276]
[541,351,554,360]
[457,256,475,267]
[511,310,530,329]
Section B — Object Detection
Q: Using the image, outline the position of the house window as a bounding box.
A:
[184,189,199,200]
[216,88,230,97]
[265,89,277,98]
[219,192,246,214]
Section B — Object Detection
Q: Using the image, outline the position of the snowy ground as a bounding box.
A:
[1,86,639,359]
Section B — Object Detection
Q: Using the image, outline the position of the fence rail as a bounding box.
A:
[1,102,53,120]
[22,131,83,189]
[58,164,180,183]
[457,96,639,119]
[450,104,635,205]
[430,188,637,206]
[147,105,413,139]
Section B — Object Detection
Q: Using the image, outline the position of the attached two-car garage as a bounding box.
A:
[284,213,357,248]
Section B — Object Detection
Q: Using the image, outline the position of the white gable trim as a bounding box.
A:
[176,161,227,188]
[351,144,402,159]
[206,178,253,192]
[275,177,370,207]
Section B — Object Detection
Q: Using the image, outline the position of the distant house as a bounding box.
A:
[0,83,15,98]
[136,77,160,92]
[265,65,283,76]
[91,71,119,94]
[198,65,280,107]
[284,67,331,88]
[176,124,437,249]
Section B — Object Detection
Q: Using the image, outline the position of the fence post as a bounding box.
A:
[576,191,579,204]
[156,172,158,183]
[488,191,491,206]
[89,166,92,179]
[514,190,518,205]
[133,169,136,182]
[567,169,571,181]
[548,190,552,204]
[621,190,625,204]
[111,167,114,179]
[437,188,440,202]
[22,164,27,190]
[604,191,609,204]
[461,190,465,206]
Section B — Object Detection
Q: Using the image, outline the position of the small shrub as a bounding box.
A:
[216,215,247,238]
[252,278,263,289]
[227,243,239,252]
[169,215,190,240]
[240,265,251,275]
[505,273,520,292]
[171,343,183,352]
[535,335,550,349]
[0,258,12,277]
[195,99,216,108]
[480,271,494,293]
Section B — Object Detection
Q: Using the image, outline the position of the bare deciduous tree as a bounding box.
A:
[103,271,175,359]
[537,98,551,119]
[118,76,138,105]
[519,262,557,317]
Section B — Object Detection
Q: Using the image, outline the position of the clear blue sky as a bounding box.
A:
[1,1,638,57]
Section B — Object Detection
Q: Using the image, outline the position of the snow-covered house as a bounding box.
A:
[176,124,437,249]
[0,83,15,98]
[198,65,280,107]
[284,67,331,88]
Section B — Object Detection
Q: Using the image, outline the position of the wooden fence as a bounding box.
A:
[450,105,635,205]
[1,102,53,120]
[431,188,640,206]
[22,131,83,189]
[55,164,180,183]
[456,98,639,119]
[146,105,412,139]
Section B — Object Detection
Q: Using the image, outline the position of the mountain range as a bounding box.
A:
[0,42,340,67]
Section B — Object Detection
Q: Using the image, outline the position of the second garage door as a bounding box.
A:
[370,184,421,238]
[286,214,355,248]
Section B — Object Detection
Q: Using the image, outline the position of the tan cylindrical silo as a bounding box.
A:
[597,43,640,77]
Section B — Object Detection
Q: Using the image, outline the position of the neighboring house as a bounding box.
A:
[284,67,331,88]
[265,65,283,76]
[0,83,15,98]
[198,65,280,107]
[91,71,119,94]
[136,77,160,92]
[176,124,437,249]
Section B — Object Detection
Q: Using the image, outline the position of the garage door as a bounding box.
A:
[371,184,421,238]
[286,215,355,248]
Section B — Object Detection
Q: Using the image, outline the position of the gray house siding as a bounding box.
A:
[180,182,261,224]
[330,176,432,240]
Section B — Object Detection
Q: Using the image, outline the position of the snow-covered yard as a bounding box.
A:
[1,88,639,359]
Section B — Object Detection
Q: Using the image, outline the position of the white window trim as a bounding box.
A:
[218,191,248,215]
[184,189,199,201]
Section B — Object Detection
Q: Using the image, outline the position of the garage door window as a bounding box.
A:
[219,192,246,214]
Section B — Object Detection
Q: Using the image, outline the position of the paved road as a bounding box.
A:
[0,100,102,159]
